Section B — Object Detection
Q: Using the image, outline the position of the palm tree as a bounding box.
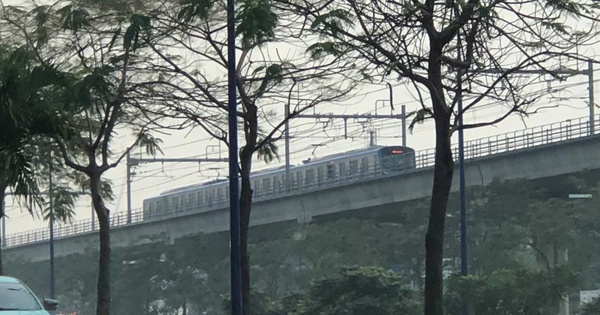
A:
[0,46,79,274]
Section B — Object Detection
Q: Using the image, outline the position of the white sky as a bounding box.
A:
[2,0,599,238]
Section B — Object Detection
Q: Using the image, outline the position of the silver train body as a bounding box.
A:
[142,145,416,220]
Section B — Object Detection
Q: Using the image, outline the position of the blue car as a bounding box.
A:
[0,276,57,314]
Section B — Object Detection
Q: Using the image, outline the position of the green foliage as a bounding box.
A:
[236,0,278,49]
[445,268,577,315]
[222,289,288,315]
[6,175,600,314]
[0,46,74,211]
[544,0,588,15]
[136,132,164,156]
[124,14,152,51]
[256,136,279,163]
[256,64,285,97]
[309,9,353,37]
[407,108,432,133]
[43,186,77,224]
[177,0,213,22]
[306,42,347,60]
[290,266,419,315]
[56,5,91,32]
[582,297,600,315]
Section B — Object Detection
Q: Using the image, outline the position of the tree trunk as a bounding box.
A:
[424,118,454,315]
[0,185,5,276]
[91,173,111,315]
[240,101,258,315]
[240,173,252,315]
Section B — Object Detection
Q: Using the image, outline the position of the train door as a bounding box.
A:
[156,198,166,218]
[361,157,369,174]
[274,176,281,193]
[253,180,260,197]
[263,178,271,196]
[145,201,153,220]
[197,192,203,210]
[296,171,303,189]
[171,197,179,213]
[349,160,359,179]
[305,169,315,188]
[317,166,324,186]
[188,194,195,212]
[216,187,223,205]
[327,163,335,182]
[206,190,212,207]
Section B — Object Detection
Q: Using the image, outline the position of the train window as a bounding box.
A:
[188,194,194,211]
[305,169,315,187]
[217,188,223,203]
[339,162,346,177]
[327,163,335,179]
[349,160,359,176]
[147,203,153,219]
[317,167,324,185]
[274,176,281,192]
[289,173,295,189]
[361,157,369,173]
[263,178,271,193]
[254,180,260,195]
[197,192,202,207]
[206,190,212,206]
[157,200,163,215]
[296,171,303,187]
[172,197,179,213]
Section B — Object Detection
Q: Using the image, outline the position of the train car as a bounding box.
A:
[142,145,416,221]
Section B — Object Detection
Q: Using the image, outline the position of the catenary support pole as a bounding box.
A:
[49,154,55,299]
[589,60,595,135]
[126,151,132,223]
[285,89,291,192]
[401,105,407,147]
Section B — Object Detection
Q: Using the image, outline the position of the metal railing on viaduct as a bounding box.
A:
[3,115,598,248]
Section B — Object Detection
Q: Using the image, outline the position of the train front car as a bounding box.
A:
[379,146,416,173]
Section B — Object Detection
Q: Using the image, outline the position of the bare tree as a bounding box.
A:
[273,0,600,314]
[126,1,360,312]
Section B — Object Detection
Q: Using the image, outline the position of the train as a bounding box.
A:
[142,145,416,220]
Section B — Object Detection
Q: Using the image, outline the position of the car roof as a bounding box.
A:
[0,276,22,284]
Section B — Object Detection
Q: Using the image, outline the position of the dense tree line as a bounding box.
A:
[6,175,600,314]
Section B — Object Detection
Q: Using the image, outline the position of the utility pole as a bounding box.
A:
[456,11,468,315]
[125,156,228,223]
[227,0,243,311]
[589,60,595,135]
[49,153,55,300]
